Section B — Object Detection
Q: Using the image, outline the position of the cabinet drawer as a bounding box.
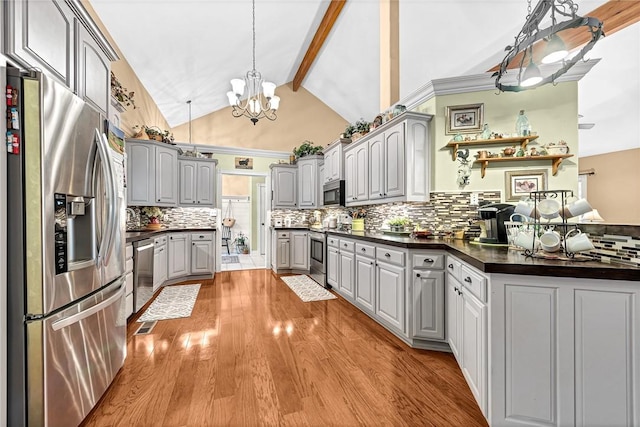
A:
[125,258,134,274]
[460,264,487,302]
[376,247,405,266]
[355,242,375,258]
[446,255,461,278]
[412,253,444,269]
[327,236,340,248]
[125,244,133,260]
[339,239,355,252]
[154,235,167,246]
[191,233,213,241]
[276,231,291,239]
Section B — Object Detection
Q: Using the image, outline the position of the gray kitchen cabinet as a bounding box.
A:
[327,247,340,288]
[447,275,462,361]
[323,139,348,183]
[339,251,355,301]
[344,142,369,205]
[75,21,109,114]
[191,233,214,275]
[153,234,168,292]
[168,233,189,279]
[270,164,297,209]
[376,260,405,335]
[368,134,384,201]
[383,123,406,198]
[461,287,487,415]
[276,237,291,269]
[125,244,134,318]
[126,140,178,207]
[412,270,445,340]
[355,254,376,315]
[319,163,326,193]
[179,158,216,206]
[290,231,309,270]
[297,156,322,209]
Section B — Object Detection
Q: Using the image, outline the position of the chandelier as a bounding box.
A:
[226,0,280,125]
[494,0,603,92]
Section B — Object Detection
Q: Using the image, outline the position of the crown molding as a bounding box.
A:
[175,143,290,159]
[400,58,600,110]
[66,0,119,61]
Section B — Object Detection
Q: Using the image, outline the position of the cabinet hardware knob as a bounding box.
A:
[192,243,195,246]
[448,264,453,269]
[197,201,200,203]
[361,248,366,252]
[370,261,373,265]
[385,253,391,257]
[170,236,173,240]
[464,277,472,283]
[458,290,463,296]
[424,258,434,263]
[157,199,160,202]
[416,273,421,278]
[200,235,204,238]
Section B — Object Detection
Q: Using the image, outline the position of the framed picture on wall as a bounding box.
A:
[445,103,484,135]
[505,169,548,201]
[235,157,253,169]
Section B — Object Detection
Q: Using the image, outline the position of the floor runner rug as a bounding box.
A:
[280,275,337,302]
[137,284,201,322]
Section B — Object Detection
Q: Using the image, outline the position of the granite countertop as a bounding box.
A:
[125,227,217,243]
[325,230,640,282]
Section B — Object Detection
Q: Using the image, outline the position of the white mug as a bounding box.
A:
[537,198,561,220]
[565,229,595,253]
[562,197,593,219]
[539,228,561,252]
[514,199,538,219]
[514,230,539,251]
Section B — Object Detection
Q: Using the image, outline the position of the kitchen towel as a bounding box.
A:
[280,275,337,303]
[137,284,201,322]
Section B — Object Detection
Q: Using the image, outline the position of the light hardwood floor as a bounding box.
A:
[81,270,487,426]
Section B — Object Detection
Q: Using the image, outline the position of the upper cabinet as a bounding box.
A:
[126,140,178,207]
[271,164,298,209]
[297,156,323,209]
[179,158,217,207]
[344,112,432,207]
[4,0,118,113]
[323,139,349,184]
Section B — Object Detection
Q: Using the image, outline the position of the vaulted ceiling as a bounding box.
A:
[90,0,639,158]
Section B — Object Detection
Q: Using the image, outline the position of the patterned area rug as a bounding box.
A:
[137,284,201,322]
[221,255,239,264]
[280,275,337,302]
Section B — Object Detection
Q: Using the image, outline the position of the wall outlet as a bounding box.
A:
[470,192,480,206]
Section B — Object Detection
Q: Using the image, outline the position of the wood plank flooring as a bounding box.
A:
[81,270,488,426]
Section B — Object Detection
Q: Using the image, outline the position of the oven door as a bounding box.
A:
[309,236,325,273]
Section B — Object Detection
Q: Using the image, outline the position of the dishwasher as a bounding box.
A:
[133,238,154,313]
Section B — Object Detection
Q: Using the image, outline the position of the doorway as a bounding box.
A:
[218,170,268,271]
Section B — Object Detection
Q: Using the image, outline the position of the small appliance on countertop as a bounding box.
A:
[477,203,516,244]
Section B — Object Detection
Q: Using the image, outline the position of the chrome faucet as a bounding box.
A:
[126,208,140,229]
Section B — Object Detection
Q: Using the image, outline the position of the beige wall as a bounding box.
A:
[82,1,170,137]
[580,148,640,225]
[416,81,579,197]
[222,175,250,197]
[171,84,348,152]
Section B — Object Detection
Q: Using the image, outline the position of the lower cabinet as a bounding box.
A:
[338,250,355,300]
[355,255,375,314]
[290,231,309,270]
[271,230,309,272]
[412,270,445,340]
[153,239,167,292]
[375,261,405,335]
[327,247,339,288]
[191,233,214,275]
[125,244,134,318]
[168,233,189,279]
[446,275,462,361]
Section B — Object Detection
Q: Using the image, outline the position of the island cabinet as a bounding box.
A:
[297,156,323,209]
[270,164,297,209]
[4,0,117,112]
[411,252,445,340]
[126,140,178,207]
[446,254,488,417]
[488,273,640,427]
[179,158,217,207]
[344,112,433,207]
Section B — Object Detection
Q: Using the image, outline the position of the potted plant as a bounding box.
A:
[141,206,163,230]
[143,125,174,144]
[292,140,324,159]
[387,217,412,232]
[234,232,250,254]
[110,71,136,109]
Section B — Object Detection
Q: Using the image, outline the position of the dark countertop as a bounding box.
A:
[325,230,640,282]
[126,227,216,244]
[270,225,311,230]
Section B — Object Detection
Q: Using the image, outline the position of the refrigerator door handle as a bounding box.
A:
[51,281,125,331]
[95,129,117,267]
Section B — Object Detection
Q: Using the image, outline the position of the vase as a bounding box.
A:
[146,222,162,230]
[352,219,365,231]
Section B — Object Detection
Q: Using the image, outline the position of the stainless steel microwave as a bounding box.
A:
[323,180,345,206]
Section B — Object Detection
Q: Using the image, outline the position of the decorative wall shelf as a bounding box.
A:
[445,135,539,161]
[474,154,573,178]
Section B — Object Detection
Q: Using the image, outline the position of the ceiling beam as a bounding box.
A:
[293,0,346,92]
[488,0,640,73]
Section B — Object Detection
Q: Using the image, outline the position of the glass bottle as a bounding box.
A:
[515,110,531,136]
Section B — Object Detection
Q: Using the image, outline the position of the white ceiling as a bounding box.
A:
[89,0,639,157]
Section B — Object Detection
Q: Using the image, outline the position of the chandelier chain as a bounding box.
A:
[252,0,256,72]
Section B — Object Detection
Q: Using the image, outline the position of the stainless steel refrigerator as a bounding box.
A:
[6,68,127,427]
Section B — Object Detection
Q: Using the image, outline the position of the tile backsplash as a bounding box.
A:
[127,206,216,229]
[579,224,640,267]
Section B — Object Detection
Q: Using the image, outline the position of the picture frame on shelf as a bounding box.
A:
[505,169,548,201]
[445,103,484,135]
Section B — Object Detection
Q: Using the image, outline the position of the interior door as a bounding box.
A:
[258,183,266,255]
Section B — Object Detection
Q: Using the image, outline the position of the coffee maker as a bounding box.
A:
[477,203,516,244]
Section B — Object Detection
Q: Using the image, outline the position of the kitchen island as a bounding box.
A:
[323,229,640,427]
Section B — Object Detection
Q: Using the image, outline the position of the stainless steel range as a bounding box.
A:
[309,230,328,288]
